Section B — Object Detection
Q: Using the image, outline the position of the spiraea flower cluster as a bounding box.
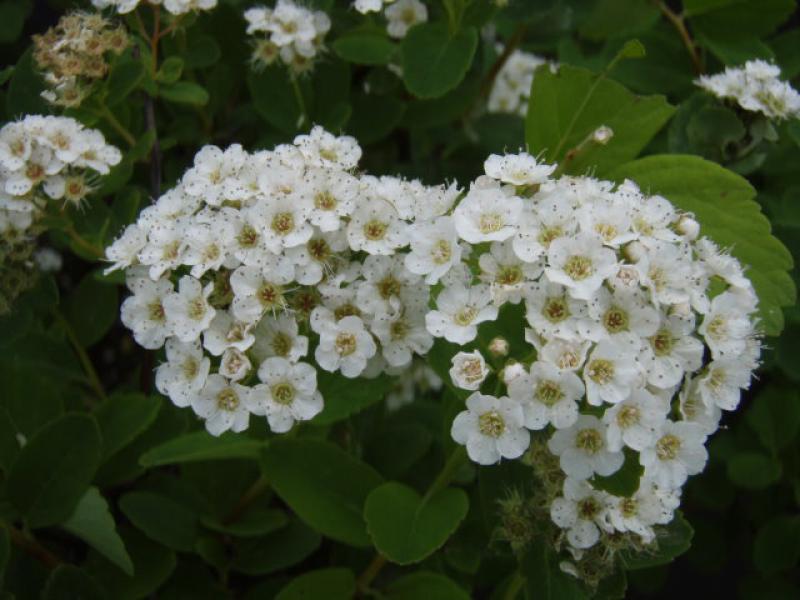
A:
[696,59,800,121]
[0,115,122,243]
[488,48,547,117]
[444,154,760,556]
[353,0,428,39]
[107,126,461,435]
[244,1,331,73]
[33,12,129,108]
[91,0,217,16]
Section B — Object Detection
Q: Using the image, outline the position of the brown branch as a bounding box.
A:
[3,524,62,570]
[657,1,704,75]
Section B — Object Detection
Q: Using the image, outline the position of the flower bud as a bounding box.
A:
[677,215,700,240]
[592,125,614,144]
[623,240,646,263]
[501,360,526,384]
[450,350,489,391]
[488,336,510,357]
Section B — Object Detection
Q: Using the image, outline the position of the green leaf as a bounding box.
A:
[106,59,145,106]
[520,540,587,599]
[261,439,383,547]
[386,571,470,600]
[63,273,118,347]
[366,423,433,479]
[139,431,262,467]
[608,155,796,335]
[275,568,355,600]
[158,82,209,106]
[6,48,48,117]
[745,387,800,451]
[42,565,105,600]
[699,35,774,65]
[526,65,675,176]
[313,372,393,425]
[62,487,133,576]
[93,394,161,462]
[753,514,800,575]
[156,56,184,84]
[727,451,782,489]
[364,482,469,565]
[578,0,658,41]
[0,364,63,441]
[7,413,101,528]
[619,512,693,569]
[202,507,288,538]
[0,1,28,44]
[119,491,198,552]
[232,519,321,576]
[685,0,795,38]
[333,32,396,65]
[591,448,643,497]
[248,67,303,135]
[401,23,478,99]
[347,93,406,145]
[183,35,221,69]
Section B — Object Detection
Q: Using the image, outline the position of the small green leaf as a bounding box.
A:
[156,56,184,84]
[0,1,28,44]
[7,413,101,528]
[232,519,321,576]
[745,387,800,451]
[727,451,782,489]
[119,491,198,552]
[139,431,262,467]
[94,394,161,462]
[347,93,406,145]
[619,512,693,569]
[159,81,209,106]
[202,507,288,538]
[386,571,470,600]
[261,439,383,547]
[248,67,303,135]
[275,568,356,600]
[364,482,469,565]
[6,48,48,117]
[313,372,393,425]
[334,32,396,65]
[183,35,221,69]
[62,487,133,576]
[106,59,145,106]
[753,514,800,575]
[42,565,105,600]
[617,39,646,60]
[401,23,478,99]
[64,272,118,347]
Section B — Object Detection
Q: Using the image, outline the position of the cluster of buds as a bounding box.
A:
[33,12,129,107]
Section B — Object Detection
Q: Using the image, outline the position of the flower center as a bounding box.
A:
[271,331,292,357]
[577,497,601,520]
[308,238,331,262]
[431,239,452,265]
[650,328,674,356]
[377,275,402,299]
[238,224,259,248]
[459,358,485,384]
[319,147,338,162]
[334,303,361,321]
[496,265,523,286]
[537,225,563,246]
[188,297,207,321]
[147,300,165,322]
[335,332,357,356]
[181,357,198,380]
[616,405,640,429]
[586,359,614,385]
[258,282,284,309]
[564,255,594,281]
[479,213,503,234]
[603,306,629,333]
[454,306,478,326]
[390,320,409,340]
[478,410,505,438]
[705,315,727,341]
[594,223,617,242]
[314,190,337,211]
[271,211,295,235]
[619,497,638,518]
[25,163,45,182]
[542,297,570,323]
[216,388,239,411]
[575,428,604,454]
[535,380,563,406]
[655,434,681,460]
[558,351,581,370]
[271,382,295,405]
[364,219,388,241]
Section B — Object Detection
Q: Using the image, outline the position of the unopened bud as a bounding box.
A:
[502,360,526,384]
[489,336,509,357]
[676,215,700,240]
[623,241,646,263]
[592,125,614,145]
[671,302,692,317]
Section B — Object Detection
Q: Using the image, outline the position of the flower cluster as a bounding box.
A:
[91,0,217,16]
[696,59,800,121]
[107,126,461,435]
[0,115,122,243]
[488,48,547,117]
[244,1,331,73]
[33,12,129,108]
[353,0,428,39]
[445,155,760,556]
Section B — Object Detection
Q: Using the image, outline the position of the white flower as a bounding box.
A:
[163,276,216,343]
[347,199,407,255]
[248,358,322,432]
[230,260,294,323]
[315,315,377,377]
[546,233,618,301]
[306,169,359,232]
[453,180,523,244]
[507,361,583,430]
[698,291,755,360]
[252,314,309,364]
[547,415,624,479]
[385,0,428,39]
[404,216,462,284]
[577,197,635,247]
[535,337,591,372]
[285,229,347,285]
[696,357,753,411]
[294,126,362,170]
[182,144,247,206]
[641,314,704,389]
[525,281,598,342]
[120,275,174,349]
[191,374,251,436]
[550,477,610,550]
[203,311,255,356]
[634,239,696,307]
[183,212,236,278]
[484,152,555,186]
[640,421,708,489]
[679,382,722,435]
[451,393,530,465]
[354,0,385,13]
[588,287,660,340]
[371,309,433,367]
[449,350,490,391]
[356,254,422,316]
[425,283,498,344]
[105,224,146,274]
[512,197,577,263]
[602,389,668,452]
[605,477,679,543]
[137,219,188,280]
[155,338,211,408]
[255,194,314,253]
[583,334,642,406]
[479,240,542,305]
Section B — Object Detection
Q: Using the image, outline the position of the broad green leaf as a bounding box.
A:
[520,540,587,600]
[202,507,288,538]
[699,35,774,65]
[63,272,118,347]
[183,35,221,69]
[578,0,658,41]
[0,364,63,441]
[158,82,209,106]
[232,519,321,576]
[62,487,133,576]
[348,94,406,145]
[591,448,643,497]
[526,65,675,176]
[619,512,693,569]
[753,514,800,575]
[609,155,796,335]
[333,33,396,65]
[119,491,198,552]
[139,431,262,467]
[93,394,161,461]
[6,48,49,117]
[156,57,184,84]
[275,568,355,600]
[685,0,795,38]
[364,482,469,564]
[402,76,481,129]
[42,566,105,600]
[401,23,478,99]
[727,451,782,489]
[248,67,303,135]
[313,372,393,425]
[87,527,176,600]
[7,413,101,528]
[310,59,351,131]
[386,571,470,600]
[106,59,145,106]
[745,387,800,451]
[261,439,383,547]
[366,423,433,479]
